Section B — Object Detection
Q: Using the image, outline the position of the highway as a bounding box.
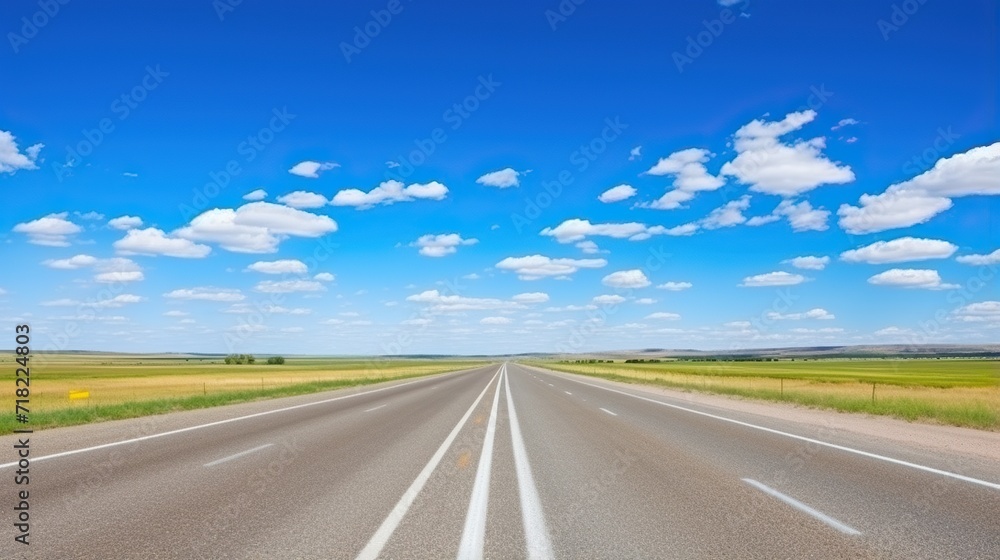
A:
[2,362,998,559]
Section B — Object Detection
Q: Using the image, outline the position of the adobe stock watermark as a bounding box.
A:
[901,126,959,176]
[178,106,295,220]
[544,0,586,31]
[339,0,410,63]
[383,74,501,182]
[672,0,751,73]
[52,65,169,182]
[877,0,929,41]
[511,116,628,233]
[7,0,70,54]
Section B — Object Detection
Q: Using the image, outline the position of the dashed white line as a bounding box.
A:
[203,443,273,468]
[526,365,1000,491]
[457,364,505,559]
[743,479,861,535]
[505,364,555,559]
[599,407,617,416]
[564,391,572,395]
[364,404,386,412]
[355,367,503,560]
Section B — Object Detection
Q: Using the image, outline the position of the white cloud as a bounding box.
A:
[767,308,835,320]
[840,237,958,264]
[406,290,521,312]
[43,254,99,269]
[602,269,651,288]
[402,318,432,326]
[495,255,607,280]
[629,146,642,160]
[114,227,212,258]
[411,233,478,257]
[875,326,916,337]
[784,256,830,270]
[838,142,1000,234]
[175,202,337,253]
[598,184,637,203]
[575,240,600,254]
[314,272,335,282]
[0,129,43,174]
[956,249,1000,266]
[635,298,657,304]
[331,180,448,209]
[665,223,698,236]
[657,281,692,291]
[646,312,681,320]
[288,160,339,178]
[643,148,725,209]
[163,310,188,317]
[13,212,82,246]
[41,294,144,308]
[122,172,138,178]
[867,269,959,290]
[462,273,481,280]
[740,271,807,287]
[724,321,753,328]
[720,110,855,196]
[254,280,325,293]
[164,287,245,302]
[702,196,750,229]
[95,270,144,283]
[512,292,549,304]
[76,211,104,221]
[593,294,627,305]
[747,199,831,232]
[831,118,860,131]
[108,216,143,230]
[476,168,522,188]
[276,191,329,209]
[243,189,267,201]
[480,316,512,325]
[541,219,669,243]
[951,301,1000,323]
[245,259,308,274]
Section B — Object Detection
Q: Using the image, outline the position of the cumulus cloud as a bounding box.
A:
[512,292,550,303]
[254,280,325,293]
[175,202,338,253]
[838,142,1000,234]
[43,254,99,269]
[840,237,957,264]
[642,148,725,209]
[276,191,329,209]
[93,258,144,283]
[956,249,1000,266]
[0,129,43,174]
[288,160,339,178]
[593,294,627,305]
[720,110,855,196]
[13,212,82,246]
[411,233,478,257]
[331,180,448,209]
[767,308,835,320]
[701,195,751,229]
[576,240,600,254]
[602,269,651,288]
[476,168,522,188]
[495,255,607,280]
[867,269,959,290]
[740,271,807,287]
[243,189,267,201]
[406,290,521,312]
[646,312,681,320]
[480,316,512,325]
[108,215,143,230]
[951,301,1000,323]
[314,272,335,282]
[784,256,830,270]
[245,259,308,274]
[629,146,642,160]
[748,199,831,232]
[635,298,657,304]
[657,281,692,291]
[831,118,860,131]
[541,219,669,243]
[114,228,212,258]
[598,184,637,203]
[164,287,245,302]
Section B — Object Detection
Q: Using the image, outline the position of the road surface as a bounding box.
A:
[2,362,998,558]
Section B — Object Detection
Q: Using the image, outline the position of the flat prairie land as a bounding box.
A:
[0,353,487,434]
[537,358,1000,430]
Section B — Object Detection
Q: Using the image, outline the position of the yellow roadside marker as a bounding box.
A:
[69,390,90,400]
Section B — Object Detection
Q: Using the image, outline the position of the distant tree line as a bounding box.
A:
[558,359,614,364]
[224,354,255,364]
[266,356,285,365]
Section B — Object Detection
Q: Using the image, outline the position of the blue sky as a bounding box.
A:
[1,0,997,354]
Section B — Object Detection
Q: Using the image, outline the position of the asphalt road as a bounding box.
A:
[2,362,998,559]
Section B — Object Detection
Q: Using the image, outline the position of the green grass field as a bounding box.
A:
[0,354,487,434]
[536,358,1000,430]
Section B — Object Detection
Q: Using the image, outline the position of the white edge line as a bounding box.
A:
[364,404,387,413]
[505,364,555,559]
[0,365,485,470]
[355,367,503,560]
[457,364,504,559]
[743,478,861,536]
[564,391,572,395]
[599,407,617,416]
[523,364,1000,492]
[203,443,273,468]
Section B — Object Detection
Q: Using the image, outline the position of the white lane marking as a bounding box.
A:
[547,383,553,387]
[743,479,861,536]
[564,391,572,395]
[355,367,503,560]
[527,366,1000,491]
[0,366,485,470]
[599,408,618,417]
[203,443,273,468]
[364,404,387,413]
[505,364,555,559]
[457,364,505,559]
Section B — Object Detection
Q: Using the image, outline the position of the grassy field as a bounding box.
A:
[535,359,1000,430]
[1,354,487,434]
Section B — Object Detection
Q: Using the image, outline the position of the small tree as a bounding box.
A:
[267,356,285,365]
